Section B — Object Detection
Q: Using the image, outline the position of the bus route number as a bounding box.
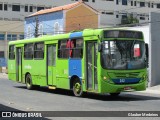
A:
[120,79,126,83]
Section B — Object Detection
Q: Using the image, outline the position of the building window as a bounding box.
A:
[30,6,33,12]
[9,45,15,59]
[151,3,154,8]
[7,34,12,40]
[116,15,119,18]
[0,51,4,58]
[24,43,33,59]
[4,4,8,11]
[39,24,43,35]
[12,5,20,11]
[92,0,95,2]
[83,0,89,2]
[37,7,44,11]
[27,26,31,38]
[25,6,28,12]
[54,22,59,34]
[131,1,133,6]
[19,35,24,40]
[140,2,145,7]
[0,34,5,40]
[7,34,17,41]
[0,3,3,10]
[134,1,137,6]
[140,17,145,20]
[148,3,150,8]
[12,35,17,40]
[157,4,160,8]
[122,0,127,5]
[34,42,44,59]
[116,0,119,5]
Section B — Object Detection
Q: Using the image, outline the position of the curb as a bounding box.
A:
[138,89,160,95]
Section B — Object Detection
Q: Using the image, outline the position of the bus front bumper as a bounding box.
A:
[101,80,146,94]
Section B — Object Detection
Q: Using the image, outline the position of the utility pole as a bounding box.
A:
[34,16,39,37]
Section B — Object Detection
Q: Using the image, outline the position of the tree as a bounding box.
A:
[121,14,139,25]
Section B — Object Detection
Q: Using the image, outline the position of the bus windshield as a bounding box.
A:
[101,40,146,70]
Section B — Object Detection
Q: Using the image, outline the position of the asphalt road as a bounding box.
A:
[0,77,160,120]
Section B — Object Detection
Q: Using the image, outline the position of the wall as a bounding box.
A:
[149,12,160,86]
[25,11,64,38]
[65,4,98,32]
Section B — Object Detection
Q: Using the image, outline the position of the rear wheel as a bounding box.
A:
[73,78,83,97]
[26,74,34,90]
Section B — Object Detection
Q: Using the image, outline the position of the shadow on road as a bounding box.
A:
[0,104,21,111]
[15,86,160,102]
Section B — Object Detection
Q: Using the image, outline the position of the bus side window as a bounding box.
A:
[34,42,44,59]
[70,38,83,58]
[9,45,15,59]
[58,39,69,58]
[24,43,33,59]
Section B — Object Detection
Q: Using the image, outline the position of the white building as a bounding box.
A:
[0,0,71,63]
[0,0,160,65]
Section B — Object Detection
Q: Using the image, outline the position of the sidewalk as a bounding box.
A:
[0,73,8,79]
[144,85,160,94]
[0,73,159,94]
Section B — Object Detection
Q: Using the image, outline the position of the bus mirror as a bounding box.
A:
[145,43,149,67]
[145,43,149,59]
[98,43,102,52]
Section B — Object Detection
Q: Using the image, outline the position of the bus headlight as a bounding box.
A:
[103,76,107,80]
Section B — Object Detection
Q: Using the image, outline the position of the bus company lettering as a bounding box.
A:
[24,65,32,69]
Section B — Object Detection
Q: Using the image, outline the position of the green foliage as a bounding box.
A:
[121,15,139,25]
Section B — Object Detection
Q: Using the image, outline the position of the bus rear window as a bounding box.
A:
[104,30,143,39]
[9,45,15,59]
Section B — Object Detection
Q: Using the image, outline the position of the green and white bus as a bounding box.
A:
[8,28,148,96]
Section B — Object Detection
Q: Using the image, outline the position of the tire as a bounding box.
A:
[26,74,34,90]
[73,78,83,97]
[110,93,120,97]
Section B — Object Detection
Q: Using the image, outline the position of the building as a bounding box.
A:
[25,1,99,38]
[0,0,68,66]
[0,0,76,67]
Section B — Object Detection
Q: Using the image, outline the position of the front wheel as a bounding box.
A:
[73,78,83,97]
[26,74,34,90]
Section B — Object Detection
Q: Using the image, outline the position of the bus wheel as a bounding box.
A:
[110,93,120,97]
[73,78,83,97]
[26,74,34,90]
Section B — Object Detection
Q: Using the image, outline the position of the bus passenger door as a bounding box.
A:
[47,45,56,86]
[16,47,22,82]
[86,42,98,91]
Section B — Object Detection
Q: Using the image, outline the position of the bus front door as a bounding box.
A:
[47,45,56,86]
[86,42,98,91]
[16,47,22,82]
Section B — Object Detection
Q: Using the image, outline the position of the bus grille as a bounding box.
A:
[114,72,140,78]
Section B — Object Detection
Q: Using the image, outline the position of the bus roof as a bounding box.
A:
[9,28,143,45]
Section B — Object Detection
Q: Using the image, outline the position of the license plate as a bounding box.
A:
[124,86,132,90]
